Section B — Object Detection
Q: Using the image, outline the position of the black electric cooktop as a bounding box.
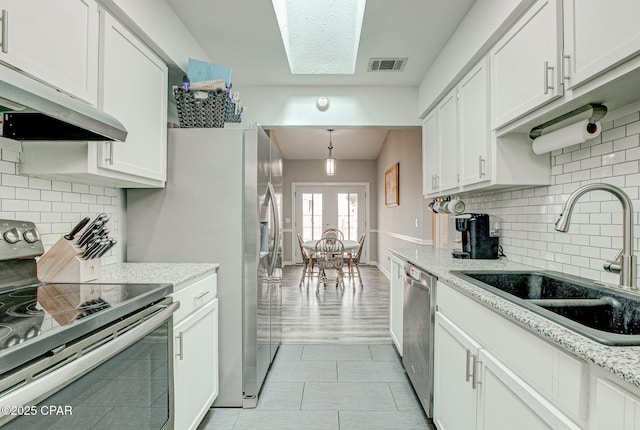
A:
[0,282,172,376]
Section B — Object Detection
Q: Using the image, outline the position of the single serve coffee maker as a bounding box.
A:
[452,213,500,259]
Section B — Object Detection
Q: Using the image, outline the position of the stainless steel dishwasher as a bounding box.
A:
[402,263,437,418]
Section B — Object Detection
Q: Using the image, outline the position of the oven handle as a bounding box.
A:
[0,301,180,410]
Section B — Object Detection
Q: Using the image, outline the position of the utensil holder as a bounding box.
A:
[37,238,102,283]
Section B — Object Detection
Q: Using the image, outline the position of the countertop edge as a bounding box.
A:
[99,263,219,291]
[390,247,640,390]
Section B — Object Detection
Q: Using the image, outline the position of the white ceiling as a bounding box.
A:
[271,128,389,160]
[166,0,476,158]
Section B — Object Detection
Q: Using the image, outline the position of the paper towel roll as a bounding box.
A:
[532,120,601,155]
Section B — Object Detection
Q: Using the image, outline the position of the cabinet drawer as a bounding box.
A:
[436,281,496,347]
[171,274,217,324]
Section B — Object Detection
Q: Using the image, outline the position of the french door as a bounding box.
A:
[293,184,367,262]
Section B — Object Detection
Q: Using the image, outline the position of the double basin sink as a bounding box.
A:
[451,270,640,346]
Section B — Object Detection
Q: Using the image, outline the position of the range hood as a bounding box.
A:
[0,76,127,142]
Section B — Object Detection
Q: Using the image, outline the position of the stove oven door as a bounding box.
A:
[0,299,178,430]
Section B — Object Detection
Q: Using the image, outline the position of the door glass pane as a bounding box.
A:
[337,192,358,241]
[301,193,323,241]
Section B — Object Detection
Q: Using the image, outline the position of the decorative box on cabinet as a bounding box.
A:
[491,0,563,128]
[0,0,99,105]
[171,273,219,430]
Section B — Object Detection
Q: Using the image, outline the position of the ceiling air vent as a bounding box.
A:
[367,57,408,72]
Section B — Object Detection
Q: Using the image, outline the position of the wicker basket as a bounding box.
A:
[173,87,227,128]
[224,98,241,123]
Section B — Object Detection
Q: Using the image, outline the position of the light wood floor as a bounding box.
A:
[280,264,392,344]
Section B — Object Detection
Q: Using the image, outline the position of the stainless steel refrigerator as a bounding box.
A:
[126,124,282,408]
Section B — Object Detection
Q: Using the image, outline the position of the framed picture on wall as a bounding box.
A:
[385,163,399,207]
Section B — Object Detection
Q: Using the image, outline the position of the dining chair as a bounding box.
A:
[314,237,345,293]
[297,233,315,287]
[322,228,344,240]
[346,233,365,287]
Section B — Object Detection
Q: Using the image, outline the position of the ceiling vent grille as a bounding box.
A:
[367,57,408,72]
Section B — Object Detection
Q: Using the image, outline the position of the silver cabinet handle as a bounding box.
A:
[472,356,482,390]
[465,349,473,382]
[195,290,210,300]
[106,142,114,165]
[176,332,184,360]
[0,10,7,53]
[563,53,571,81]
[478,156,486,178]
[431,174,436,190]
[544,61,554,94]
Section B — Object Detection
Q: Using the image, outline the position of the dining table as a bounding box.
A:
[302,239,360,254]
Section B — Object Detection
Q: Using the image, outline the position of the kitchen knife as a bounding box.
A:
[82,240,103,259]
[86,239,110,259]
[96,238,117,258]
[64,217,90,240]
[77,225,102,247]
[84,213,107,231]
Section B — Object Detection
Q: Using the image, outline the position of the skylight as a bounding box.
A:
[272,0,367,74]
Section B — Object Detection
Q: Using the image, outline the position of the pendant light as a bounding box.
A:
[326,128,336,176]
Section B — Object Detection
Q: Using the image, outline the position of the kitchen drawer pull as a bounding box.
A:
[465,349,473,382]
[544,61,554,95]
[0,10,7,54]
[176,332,184,360]
[195,290,210,300]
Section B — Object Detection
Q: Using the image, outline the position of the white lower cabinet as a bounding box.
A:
[477,349,581,430]
[434,282,585,430]
[591,373,640,430]
[171,274,218,430]
[389,255,404,354]
[433,313,479,430]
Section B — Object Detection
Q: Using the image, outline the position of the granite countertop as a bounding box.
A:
[99,263,219,291]
[390,247,640,389]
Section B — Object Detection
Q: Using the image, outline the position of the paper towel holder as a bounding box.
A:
[529,104,607,140]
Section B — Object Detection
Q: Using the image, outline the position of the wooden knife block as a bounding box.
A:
[37,238,102,283]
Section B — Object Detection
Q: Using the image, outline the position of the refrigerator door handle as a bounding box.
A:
[266,182,280,277]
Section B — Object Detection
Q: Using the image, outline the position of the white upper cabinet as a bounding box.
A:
[436,89,459,193]
[422,89,459,197]
[491,0,563,128]
[96,11,167,184]
[0,0,98,105]
[459,59,490,187]
[422,110,439,195]
[20,10,168,188]
[563,0,640,90]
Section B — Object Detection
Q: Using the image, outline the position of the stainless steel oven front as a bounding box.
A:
[0,297,178,430]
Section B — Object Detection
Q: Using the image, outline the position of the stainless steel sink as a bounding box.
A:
[451,270,640,346]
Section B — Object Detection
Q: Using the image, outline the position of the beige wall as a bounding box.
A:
[376,129,431,275]
[282,159,378,262]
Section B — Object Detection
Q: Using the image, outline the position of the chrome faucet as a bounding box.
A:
[555,183,637,289]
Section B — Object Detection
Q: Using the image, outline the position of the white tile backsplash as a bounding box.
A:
[0,139,122,264]
[460,111,640,285]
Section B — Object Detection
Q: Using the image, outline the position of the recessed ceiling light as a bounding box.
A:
[272,0,367,74]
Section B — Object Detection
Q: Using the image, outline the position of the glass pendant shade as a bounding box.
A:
[326,156,336,176]
[326,128,336,176]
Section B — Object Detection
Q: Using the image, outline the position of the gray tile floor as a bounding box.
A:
[198,344,435,430]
